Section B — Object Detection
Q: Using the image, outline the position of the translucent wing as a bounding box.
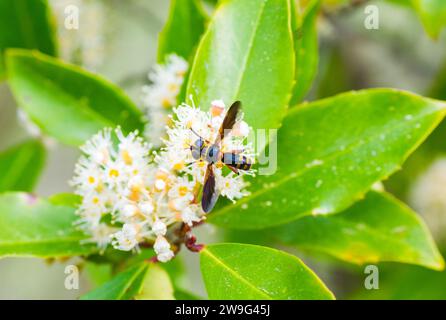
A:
[201,164,219,213]
[215,101,241,144]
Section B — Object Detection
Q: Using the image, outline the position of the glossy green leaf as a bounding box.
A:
[6,49,144,146]
[200,243,335,300]
[0,140,46,192]
[81,263,148,300]
[209,89,446,229]
[0,192,96,258]
[158,0,207,62]
[385,59,446,199]
[186,0,294,131]
[135,264,175,300]
[225,190,444,270]
[290,0,320,104]
[0,0,57,79]
[48,193,81,207]
[274,191,444,270]
[411,0,446,39]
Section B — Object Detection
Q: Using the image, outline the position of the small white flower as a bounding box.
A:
[210,100,226,117]
[232,121,250,137]
[152,219,167,236]
[112,223,139,251]
[154,235,174,262]
[168,197,190,212]
[218,174,247,201]
[168,176,195,200]
[140,201,154,215]
[80,128,113,165]
[122,204,139,219]
[166,54,188,77]
[181,206,201,226]
[84,223,117,251]
[154,179,167,191]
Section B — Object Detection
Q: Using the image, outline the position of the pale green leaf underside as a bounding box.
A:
[0,139,46,192]
[0,192,96,258]
[200,243,335,300]
[186,0,294,132]
[209,89,446,229]
[6,49,144,146]
[135,264,175,300]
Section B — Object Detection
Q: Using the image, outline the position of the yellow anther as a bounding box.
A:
[178,186,189,197]
[173,161,185,171]
[109,169,119,178]
[121,150,133,165]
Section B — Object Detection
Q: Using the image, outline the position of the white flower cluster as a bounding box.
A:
[71,102,254,262]
[71,127,179,261]
[142,54,188,145]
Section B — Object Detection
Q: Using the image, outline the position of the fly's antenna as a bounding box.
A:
[190,128,202,139]
[190,127,211,144]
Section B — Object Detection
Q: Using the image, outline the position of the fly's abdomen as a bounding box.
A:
[222,152,252,170]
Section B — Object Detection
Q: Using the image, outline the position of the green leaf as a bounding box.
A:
[0,140,46,192]
[290,0,320,104]
[81,263,148,300]
[385,60,446,199]
[209,89,446,229]
[0,0,57,79]
[200,243,335,300]
[274,191,444,270]
[157,0,207,62]
[135,264,175,300]
[0,192,96,258]
[6,49,144,146]
[186,0,294,132]
[411,0,446,39]
[84,262,113,288]
[48,193,81,208]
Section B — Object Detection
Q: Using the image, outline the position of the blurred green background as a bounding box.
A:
[1,0,446,299]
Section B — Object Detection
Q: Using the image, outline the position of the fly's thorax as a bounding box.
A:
[205,144,221,164]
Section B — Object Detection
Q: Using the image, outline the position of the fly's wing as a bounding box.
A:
[201,164,219,213]
[215,101,241,144]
